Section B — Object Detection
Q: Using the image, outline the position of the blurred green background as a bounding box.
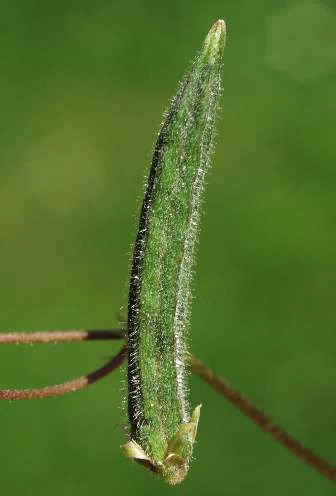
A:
[1,0,336,494]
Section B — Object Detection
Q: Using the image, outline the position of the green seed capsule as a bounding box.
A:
[122,20,226,485]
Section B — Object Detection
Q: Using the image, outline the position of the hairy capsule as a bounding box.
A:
[122,20,226,485]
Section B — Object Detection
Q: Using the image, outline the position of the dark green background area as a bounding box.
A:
[0,1,335,494]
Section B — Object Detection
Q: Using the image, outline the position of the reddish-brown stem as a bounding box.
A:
[0,329,125,344]
[1,329,335,483]
[190,354,336,483]
[0,345,127,400]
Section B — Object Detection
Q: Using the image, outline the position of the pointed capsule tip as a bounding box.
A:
[203,19,226,65]
[211,19,226,40]
[214,19,226,29]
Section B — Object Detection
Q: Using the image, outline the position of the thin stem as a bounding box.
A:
[0,345,127,400]
[0,329,125,344]
[190,354,336,483]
